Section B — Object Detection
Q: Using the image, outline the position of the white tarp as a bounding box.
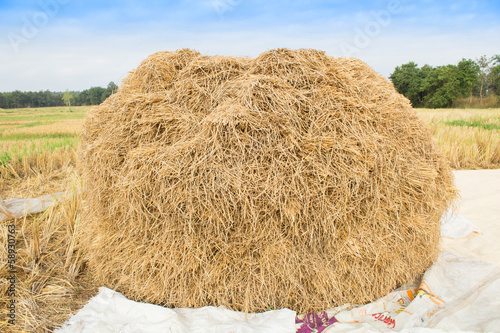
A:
[440,211,481,239]
[0,192,64,221]
[316,252,500,332]
[55,288,296,333]
[442,169,500,267]
[56,252,500,333]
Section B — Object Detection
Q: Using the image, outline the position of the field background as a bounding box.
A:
[419,108,500,169]
[0,106,499,332]
[0,106,87,199]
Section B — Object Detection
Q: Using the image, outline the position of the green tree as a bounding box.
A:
[107,81,118,94]
[488,55,500,95]
[457,59,480,102]
[390,62,426,107]
[10,90,25,108]
[88,87,106,105]
[76,90,90,105]
[62,90,74,108]
[477,55,491,102]
[99,81,119,102]
[422,65,462,108]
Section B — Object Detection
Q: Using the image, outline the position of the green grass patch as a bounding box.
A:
[20,121,54,128]
[0,136,80,166]
[0,106,90,114]
[0,122,29,127]
[0,105,89,122]
[0,106,87,166]
[0,113,86,122]
[443,119,500,130]
[0,133,77,141]
[0,151,11,165]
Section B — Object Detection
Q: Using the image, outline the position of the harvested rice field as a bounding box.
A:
[0,51,499,332]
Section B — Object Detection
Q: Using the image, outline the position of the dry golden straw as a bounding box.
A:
[79,48,456,313]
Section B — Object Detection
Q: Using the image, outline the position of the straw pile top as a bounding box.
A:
[79,48,456,313]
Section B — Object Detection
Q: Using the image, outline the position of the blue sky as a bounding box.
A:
[1,0,499,92]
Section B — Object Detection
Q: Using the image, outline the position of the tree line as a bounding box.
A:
[0,82,118,109]
[390,55,500,108]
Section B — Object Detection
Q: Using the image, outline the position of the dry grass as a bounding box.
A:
[0,107,93,332]
[454,95,500,108]
[0,106,87,178]
[79,48,456,313]
[2,120,82,138]
[416,108,500,169]
[0,176,96,333]
[0,154,76,199]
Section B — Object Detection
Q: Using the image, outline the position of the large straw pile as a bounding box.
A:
[79,48,456,313]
